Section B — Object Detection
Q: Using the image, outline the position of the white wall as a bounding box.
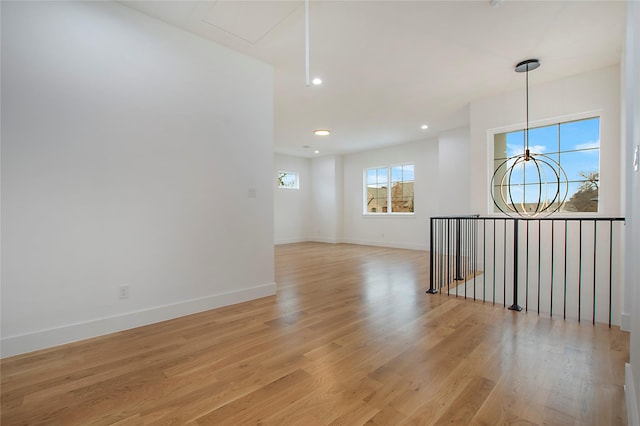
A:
[274,154,311,244]
[469,66,622,216]
[625,1,640,424]
[438,127,472,215]
[467,65,624,329]
[275,130,471,250]
[1,1,275,357]
[342,139,439,250]
[310,155,343,243]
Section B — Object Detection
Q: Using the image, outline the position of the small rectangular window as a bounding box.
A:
[364,164,414,214]
[277,171,299,189]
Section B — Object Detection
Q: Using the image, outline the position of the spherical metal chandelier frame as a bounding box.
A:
[492,150,569,217]
[490,59,569,218]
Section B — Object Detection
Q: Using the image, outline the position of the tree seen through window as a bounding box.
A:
[493,117,600,213]
[365,164,414,214]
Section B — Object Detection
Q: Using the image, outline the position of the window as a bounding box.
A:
[364,164,414,214]
[493,116,600,213]
[277,171,299,189]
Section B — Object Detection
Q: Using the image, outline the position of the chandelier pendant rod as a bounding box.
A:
[305,0,310,87]
[525,66,530,160]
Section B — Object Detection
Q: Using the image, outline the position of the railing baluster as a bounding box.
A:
[467,219,470,298]
[483,219,486,303]
[509,219,522,311]
[493,219,496,306]
[593,221,598,325]
[503,219,507,308]
[473,219,478,301]
[538,220,541,315]
[563,220,568,320]
[526,220,529,312]
[438,220,441,292]
[551,220,555,318]
[447,218,451,295]
[579,220,583,322]
[455,218,462,282]
[426,216,623,328]
[427,217,436,294]
[464,218,468,299]
[609,220,613,328]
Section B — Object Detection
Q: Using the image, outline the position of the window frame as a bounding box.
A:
[277,170,299,189]
[363,163,415,216]
[487,111,601,215]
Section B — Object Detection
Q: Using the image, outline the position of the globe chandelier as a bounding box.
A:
[491,59,568,218]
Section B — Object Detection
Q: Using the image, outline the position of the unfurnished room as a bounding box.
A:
[2,1,640,424]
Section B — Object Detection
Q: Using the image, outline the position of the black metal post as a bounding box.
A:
[609,220,613,327]
[455,219,463,280]
[578,220,582,322]
[426,215,624,327]
[427,217,437,294]
[593,221,597,325]
[509,218,523,311]
[563,220,568,319]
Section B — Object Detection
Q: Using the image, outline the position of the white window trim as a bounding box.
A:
[277,170,299,190]
[486,110,602,216]
[363,163,415,216]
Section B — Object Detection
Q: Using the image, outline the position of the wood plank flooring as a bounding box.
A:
[1,242,629,425]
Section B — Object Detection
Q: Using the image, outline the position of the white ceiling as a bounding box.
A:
[122,0,626,157]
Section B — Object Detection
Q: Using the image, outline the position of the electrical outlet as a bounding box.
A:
[119,285,129,299]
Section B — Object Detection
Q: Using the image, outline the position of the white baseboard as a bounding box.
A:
[274,238,427,251]
[274,237,311,245]
[309,237,341,244]
[0,282,276,358]
[622,313,632,332]
[627,363,640,426]
[342,238,428,251]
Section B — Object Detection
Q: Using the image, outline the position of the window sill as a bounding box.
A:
[362,213,416,218]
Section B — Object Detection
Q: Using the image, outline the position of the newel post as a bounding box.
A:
[509,218,523,311]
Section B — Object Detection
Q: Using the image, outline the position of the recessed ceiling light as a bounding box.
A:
[314,150,320,154]
[314,129,330,136]
[312,77,322,85]
[421,124,429,130]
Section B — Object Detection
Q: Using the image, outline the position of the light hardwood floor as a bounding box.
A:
[1,242,629,425]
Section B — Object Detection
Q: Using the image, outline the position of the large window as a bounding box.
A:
[493,116,600,213]
[365,164,414,214]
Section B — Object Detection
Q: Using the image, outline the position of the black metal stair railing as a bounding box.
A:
[428,215,625,327]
